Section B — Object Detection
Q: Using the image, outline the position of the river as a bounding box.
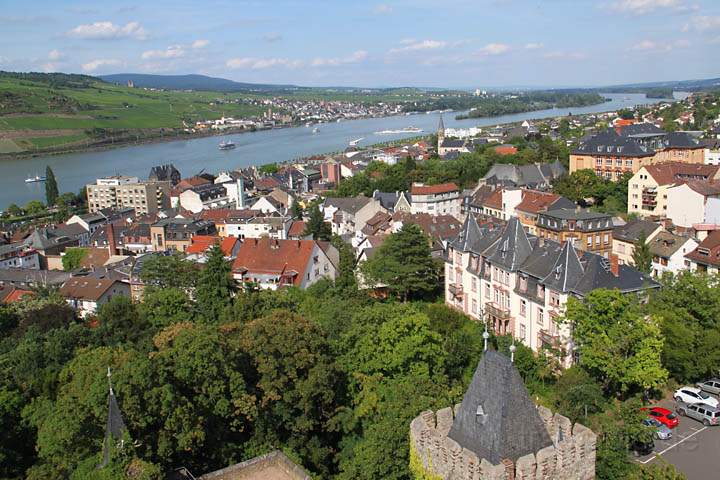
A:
[1,92,679,209]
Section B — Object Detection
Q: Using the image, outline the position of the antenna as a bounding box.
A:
[509,341,517,363]
[482,321,490,352]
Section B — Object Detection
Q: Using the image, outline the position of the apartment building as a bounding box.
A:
[570,125,704,180]
[535,208,614,255]
[87,176,170,215]
[611,219,663,266]
[627,162,720,217]
[666,181,720,228]
[445,216,658,357]
[410,182,461,217]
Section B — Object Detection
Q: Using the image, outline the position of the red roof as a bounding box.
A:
[255,176,281,191]
[3,288,34,304]
[185,235,238,256]
[516,190,562,214]
[410,182,459,195]
[644,162,720,186]
[615,118,635,127]
[686,230,720,267]
[493,145,518,156]
[483,189,503,210]
[232,238,317,287]
[288,220,306,237]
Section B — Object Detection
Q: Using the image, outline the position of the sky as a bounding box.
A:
[0,0,719,88]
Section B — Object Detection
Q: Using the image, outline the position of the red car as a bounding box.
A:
[641,407,679,429]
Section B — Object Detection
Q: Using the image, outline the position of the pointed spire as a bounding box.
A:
[438,114,445,135]
[100,367,128,468]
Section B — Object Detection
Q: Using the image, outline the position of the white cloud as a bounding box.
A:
[373,4,393,14]
[631,38,691,51]
[477,43,510,56]
[82,58,121,72]
[41,63,60,72]
[524,42,544,50]
[609,0,694,15]
[226,57,304,70]
[191,39,210,49]
[310,50,368,67]
[48,49,63,60]
[682,15,720,32]
[543,50,587,60]
[67,21,147,40]
[388,39,447,54]
[142,45,186,60]
[262,33,282,43]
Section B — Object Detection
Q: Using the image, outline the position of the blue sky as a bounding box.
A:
[1,0,719,88]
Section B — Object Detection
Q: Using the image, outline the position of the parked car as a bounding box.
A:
[630,437,654,456]
[676,401,720,426]
[642,418,673,440]
[640,406,679,428]
[696,378,720,396]
[674,387,719,408]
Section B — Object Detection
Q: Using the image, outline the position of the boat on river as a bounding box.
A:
[25,174,46,183]
[218,140,236,150]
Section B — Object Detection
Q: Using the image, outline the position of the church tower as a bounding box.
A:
[437,114,445,150]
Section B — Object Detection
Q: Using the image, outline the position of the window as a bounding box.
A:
[549,291,560,307]
[471,277,477,292]
[603,233,610,245]
[520,299,527,317]
[472,299,477,314]
[595,234,601,245]
[448,268,454,281]
[519,324,526,340]
[587,236,593,247]
[484,285,490,299]
[537,308,545,326]
[617,243,625,253]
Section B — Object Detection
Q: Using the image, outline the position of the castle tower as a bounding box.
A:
[437,114,446,150]
[410,350,597,479]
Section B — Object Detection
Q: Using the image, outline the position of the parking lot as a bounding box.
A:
[635,399,720,479]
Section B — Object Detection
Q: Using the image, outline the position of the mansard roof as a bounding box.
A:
[540,240,585,292]
[448,350,553,464]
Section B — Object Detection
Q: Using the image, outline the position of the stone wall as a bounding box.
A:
[410,404,596,480]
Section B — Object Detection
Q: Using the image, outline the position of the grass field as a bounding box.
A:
[0,75,266,152]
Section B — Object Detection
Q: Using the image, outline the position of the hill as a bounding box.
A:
[100,73,298,93]
[0,72,264,155]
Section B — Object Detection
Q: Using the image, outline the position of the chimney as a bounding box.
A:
[106,223,117,256]
[609,253,619,277]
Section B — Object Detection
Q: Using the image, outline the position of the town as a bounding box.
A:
[3,1,720,479]
[2,87,720,479]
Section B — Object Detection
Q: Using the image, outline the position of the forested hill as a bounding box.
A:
[100,73,298,93]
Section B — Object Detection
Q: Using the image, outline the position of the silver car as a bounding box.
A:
[676,401,720,426]
[643,418,673,440]
[696,378,720,396]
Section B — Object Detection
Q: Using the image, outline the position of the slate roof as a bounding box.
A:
[440,138,467,149]
[619,123,665,137]
[372,190,410,211]
[482,161,566,188]
[573,129,654,157]
[485,217,533,271]
[323,196,373,215]
[448,350,553,464]
[613,219,662,243]
[540,240,585,292]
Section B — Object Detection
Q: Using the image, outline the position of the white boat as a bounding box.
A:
[25,174,46,183]
[349,137,364,146]
[312,127,320,134]
[374,126,424,135]
[218,140,236,150]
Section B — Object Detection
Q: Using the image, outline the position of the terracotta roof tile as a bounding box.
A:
[643,162,719,186]
[232,238,317,287]
[59,277,119,301]
[410,182,459,195]
[515,190,561,214]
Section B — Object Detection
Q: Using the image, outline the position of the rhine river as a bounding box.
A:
[1,93,678,209]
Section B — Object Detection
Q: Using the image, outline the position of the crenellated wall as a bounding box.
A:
[410,404,596,480]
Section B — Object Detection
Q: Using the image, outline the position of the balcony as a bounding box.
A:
[538,329,561,348]
[485,302,510,319]
[448,283,463,297]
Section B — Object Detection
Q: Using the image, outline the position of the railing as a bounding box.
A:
[448,283,463,297]
[485,302,510,319]
[538,329,561,348]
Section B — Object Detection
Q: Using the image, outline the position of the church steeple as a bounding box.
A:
[100,367,128,468]
[437,114,445,148]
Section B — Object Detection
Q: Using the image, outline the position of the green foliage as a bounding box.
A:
[647,272,720,382]
[45,166,59,206]
[195,244,235,323]
[555,366,605,423]
[62,247,88,271]
[139,253,196,290]
[94,296,151,348]
[303,203,331,241]
[331,235,357,291]
[138,287,192,328]
[361,224,438,301]
[632,231,653,274]
[24,200,46,215]
[563,289,667,396]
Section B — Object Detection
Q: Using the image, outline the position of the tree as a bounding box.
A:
[552,169,603,204]
[45,166,59,206]
[93,296,151,348]
[62,247,87,271]
[6,203,22,217]
[555,366,605,422]
[302,203,331,241]
[291,200,304,220]
[195,244,235,323]
[331,235,357,291]
[632,231,653,274]
[240,310,340,475]
[139,253,196,290]
[25,200,46,216]
[361,224,438,301]
[562,289,668,396]
[138,287,192,328]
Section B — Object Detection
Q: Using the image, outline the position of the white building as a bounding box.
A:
[0,243,40,270]
[410,182,461,217]
[665,181,720,228]
[648,231,697,277]
[59,277,130,317]
[704,140,720,166]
